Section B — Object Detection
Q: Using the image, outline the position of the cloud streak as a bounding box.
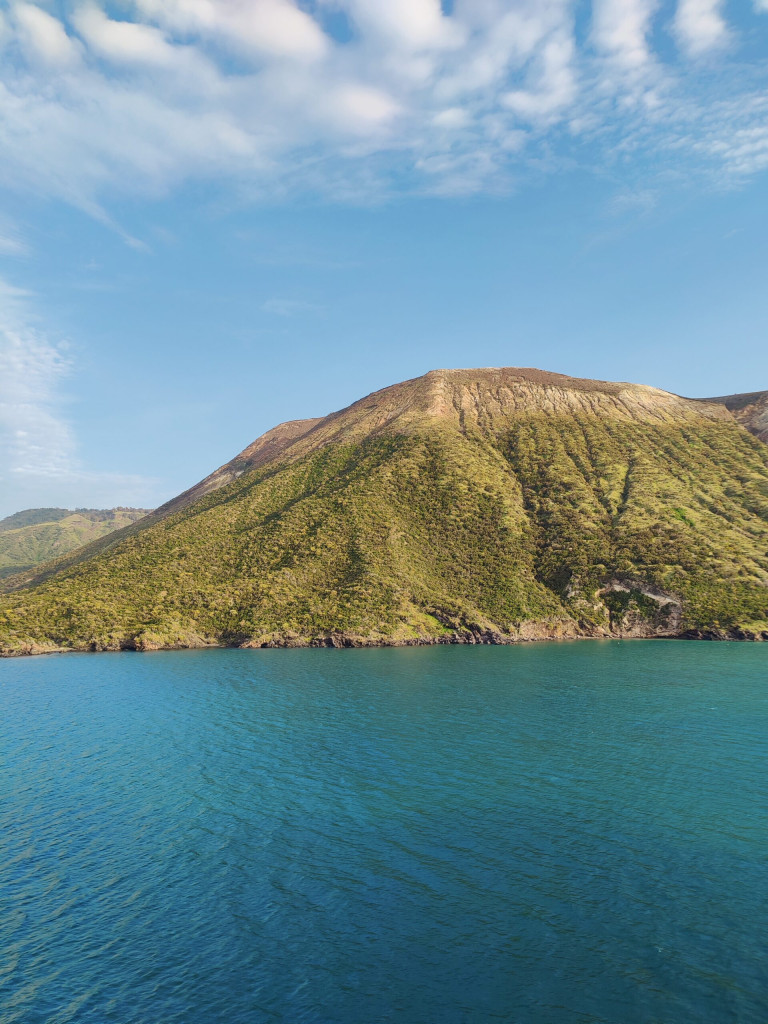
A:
[0,280,74,480]
[0,1,765,210]
[0,277,156,514]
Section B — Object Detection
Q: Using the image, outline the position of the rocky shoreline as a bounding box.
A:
[4,623,767,658]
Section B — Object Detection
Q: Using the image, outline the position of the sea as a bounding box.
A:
[1,641,767,1023]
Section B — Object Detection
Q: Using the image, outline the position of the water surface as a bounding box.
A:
[2,642,767,1023]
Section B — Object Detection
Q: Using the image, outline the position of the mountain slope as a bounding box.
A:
[1,368,767,655]
[0,508,150,581]
[700,391,768,443]
[154,417,324,519]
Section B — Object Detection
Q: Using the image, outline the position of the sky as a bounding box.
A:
[0,0,767,517]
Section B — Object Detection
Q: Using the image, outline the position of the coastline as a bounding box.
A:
[4,624,767,659]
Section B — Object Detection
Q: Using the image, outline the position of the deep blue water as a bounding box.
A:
[1,642,767,1023]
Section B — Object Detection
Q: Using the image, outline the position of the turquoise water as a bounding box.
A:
[1,642,767,1023]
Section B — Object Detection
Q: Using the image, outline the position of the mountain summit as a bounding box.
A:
[159,367,739,516]
[2,367,767,655]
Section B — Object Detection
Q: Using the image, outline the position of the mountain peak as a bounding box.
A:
[333,365,730,434]
[155,366,742,520]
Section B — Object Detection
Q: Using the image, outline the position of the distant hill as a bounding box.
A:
[0,508,76,533]
[1,367,767,656]
[0,508,150,580]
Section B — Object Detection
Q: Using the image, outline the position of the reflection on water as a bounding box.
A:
[1,642,767,1023]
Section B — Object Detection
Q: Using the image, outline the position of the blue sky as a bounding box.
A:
[1,0,767,517]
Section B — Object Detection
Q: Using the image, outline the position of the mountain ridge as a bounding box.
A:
[144,366,740,517]
[1,367,767,656]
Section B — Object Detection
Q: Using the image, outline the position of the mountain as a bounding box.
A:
[1,367,767,656]
[0,508,150,582]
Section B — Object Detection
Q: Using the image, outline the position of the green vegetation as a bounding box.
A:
[1,394,767,653]
[0,509,150,581]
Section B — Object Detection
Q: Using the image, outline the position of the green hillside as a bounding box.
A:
[1,368,767,655]
[0,508,75,533]
[0,508,150,581]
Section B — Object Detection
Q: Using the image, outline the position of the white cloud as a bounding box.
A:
[74,5,193,69]
[673,0,730,56]
[432,107,468,129]
[502,30,576,122]
[12,2,80,66]
[337,0,464,51]
[701,124,768,179]
[326,83,399,131]
[592,0,659,68]
[0,0,763,211]
[135,0,329,60]
[436,0,572,100]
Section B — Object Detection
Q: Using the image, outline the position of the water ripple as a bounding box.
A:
[1,642,767,1023]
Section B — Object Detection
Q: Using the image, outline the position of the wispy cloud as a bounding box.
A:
[0,279,75,483]
[0,277,156,513]
[0,324,73,480]
[262,298,321,317]
[0,0,765,211]
[0,215,29,257]
[0,234,28,257]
